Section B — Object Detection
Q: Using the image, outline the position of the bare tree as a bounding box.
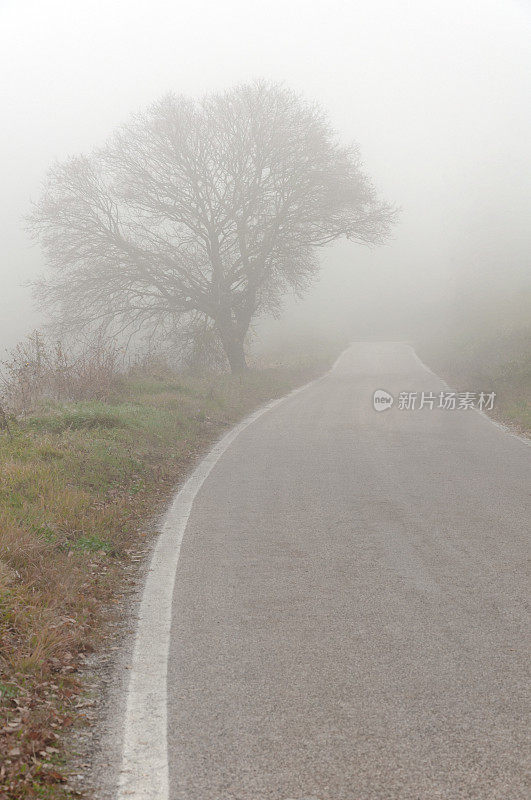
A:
[29,82,395,372]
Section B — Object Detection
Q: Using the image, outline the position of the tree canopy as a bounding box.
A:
[30,82,395,371]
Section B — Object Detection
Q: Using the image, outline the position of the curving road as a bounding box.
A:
[127,342,531,800]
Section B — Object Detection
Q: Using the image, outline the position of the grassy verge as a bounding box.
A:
[0,347,338,798]
[416,328,530,436]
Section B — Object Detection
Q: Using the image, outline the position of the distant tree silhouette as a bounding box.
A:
[30,82,394,371]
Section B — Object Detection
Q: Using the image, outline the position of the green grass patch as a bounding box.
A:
[74,534,112,554]
[27,404,125,434]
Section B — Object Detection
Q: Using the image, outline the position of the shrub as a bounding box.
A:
[0,331,124,415]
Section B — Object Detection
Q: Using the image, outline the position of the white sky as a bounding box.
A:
[1,0,530,350]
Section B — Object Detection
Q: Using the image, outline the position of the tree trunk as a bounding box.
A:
[217,318,248,373]
[223,335,248,373]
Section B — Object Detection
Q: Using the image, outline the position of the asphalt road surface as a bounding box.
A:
[166,342,529,800]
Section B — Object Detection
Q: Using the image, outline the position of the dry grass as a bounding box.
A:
[0,346,339,798]
[416,326,530,436]
[1,332,124,418]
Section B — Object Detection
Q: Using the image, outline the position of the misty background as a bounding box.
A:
[1,0,530,356]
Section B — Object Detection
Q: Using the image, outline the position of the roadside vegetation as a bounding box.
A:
[417,295,530,436]
[0,332,340,798]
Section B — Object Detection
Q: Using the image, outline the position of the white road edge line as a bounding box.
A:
[117,347,349,800]
[408,345,530,446]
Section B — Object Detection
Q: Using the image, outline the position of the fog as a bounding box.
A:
[1,0,530,355]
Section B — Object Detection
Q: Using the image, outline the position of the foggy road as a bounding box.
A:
[127,342,530,800]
